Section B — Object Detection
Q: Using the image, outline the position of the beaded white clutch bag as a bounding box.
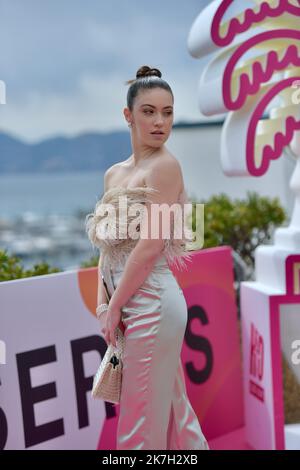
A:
[92,260,125,404]
[91,326,125,404]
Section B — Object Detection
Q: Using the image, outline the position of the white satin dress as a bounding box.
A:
[86,185,209,451]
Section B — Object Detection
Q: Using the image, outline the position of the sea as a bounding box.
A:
[0,171,105,271]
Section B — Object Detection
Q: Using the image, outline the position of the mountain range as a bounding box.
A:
[0,120,225,173]
[0,130,131,173]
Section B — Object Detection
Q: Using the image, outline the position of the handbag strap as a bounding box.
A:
[101,274,111,302]
[100,255,115,302]
[100,256,126,345]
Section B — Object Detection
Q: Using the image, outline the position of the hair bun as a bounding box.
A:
[136,65,162,79]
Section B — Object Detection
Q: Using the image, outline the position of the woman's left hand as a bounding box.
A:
[104,304,123,347]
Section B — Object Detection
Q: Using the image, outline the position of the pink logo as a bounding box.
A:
[249,322,265,402]
[210,3,300,176]
[211,0,300,47]
[246,77,300,176]
[223,30,300,110]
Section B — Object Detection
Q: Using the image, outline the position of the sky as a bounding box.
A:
[0,0,212,143]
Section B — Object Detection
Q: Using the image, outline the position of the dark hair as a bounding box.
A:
[125,65,174,111]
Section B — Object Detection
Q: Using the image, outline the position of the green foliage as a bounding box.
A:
[191,191,287,270]
[0,249,61,282]
[80,254,99,269]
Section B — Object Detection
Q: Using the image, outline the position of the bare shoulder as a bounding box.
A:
[103,160,127,191]
[145,151,185,202]
[148,151,184,191]
[104,162,119,179]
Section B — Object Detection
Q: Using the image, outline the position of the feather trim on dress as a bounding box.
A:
[85,186,193,271]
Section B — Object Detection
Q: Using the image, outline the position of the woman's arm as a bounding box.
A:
[108,158,182,312]
[96,166,114,308]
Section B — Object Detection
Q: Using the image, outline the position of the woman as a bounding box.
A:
[86,65,209,450]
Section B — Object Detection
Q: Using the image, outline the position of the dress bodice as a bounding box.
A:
[85,185,193,271]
